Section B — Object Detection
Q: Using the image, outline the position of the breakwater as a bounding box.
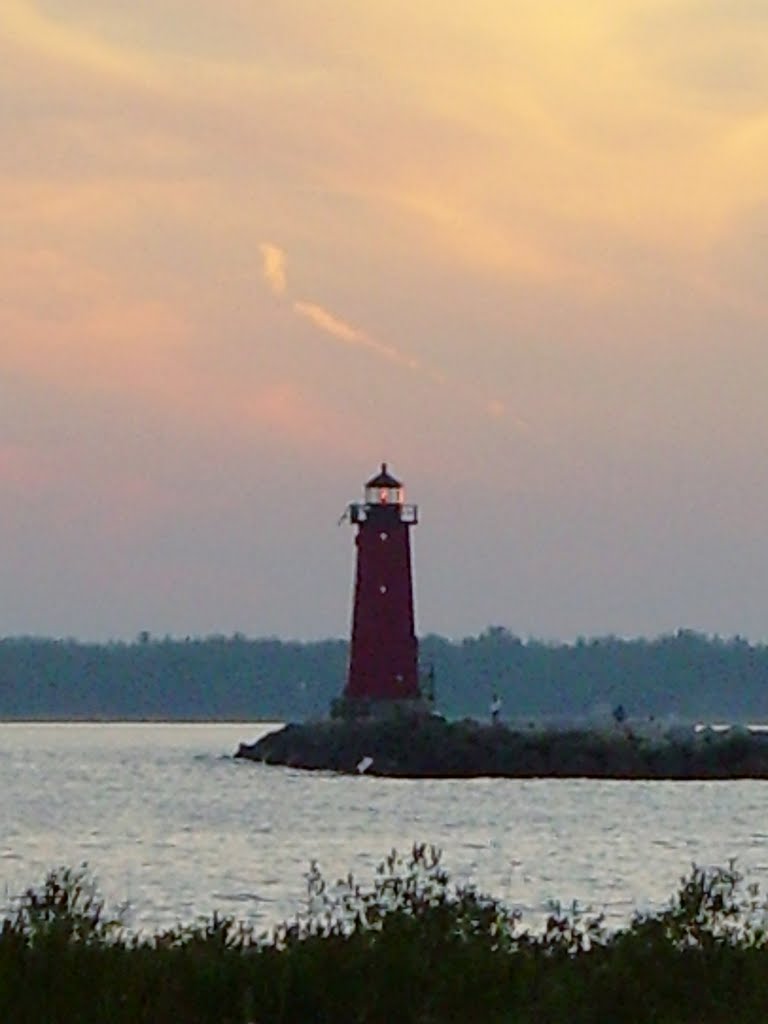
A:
[236,717,768,778]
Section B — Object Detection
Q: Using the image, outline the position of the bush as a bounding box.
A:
[3,852,768,1022]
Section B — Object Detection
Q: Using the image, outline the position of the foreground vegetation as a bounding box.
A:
[3,628,768,721]
[3,850,768,1023]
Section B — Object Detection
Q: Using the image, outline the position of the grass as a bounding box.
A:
[2,848,768,1022]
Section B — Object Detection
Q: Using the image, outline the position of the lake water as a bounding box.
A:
[2,722,768,935]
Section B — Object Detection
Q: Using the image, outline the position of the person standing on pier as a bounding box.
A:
[490,692,502,724]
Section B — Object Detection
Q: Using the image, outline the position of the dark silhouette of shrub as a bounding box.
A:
[3,852,768,1022]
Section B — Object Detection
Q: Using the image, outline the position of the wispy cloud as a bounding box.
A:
[259,238,423,372]
[259,243,287,296]
[257,239,524,429]
[293,300,422,372]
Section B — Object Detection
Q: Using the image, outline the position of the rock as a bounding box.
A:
[234,718,768,779]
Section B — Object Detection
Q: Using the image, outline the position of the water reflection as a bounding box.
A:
[1,723,766,933]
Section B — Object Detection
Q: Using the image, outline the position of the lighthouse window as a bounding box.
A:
[379,532,388,541]
[379,584,387,594]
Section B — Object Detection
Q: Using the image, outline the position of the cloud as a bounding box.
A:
[291,298,531,431]
[257,240,528,433]
[258,240,425,369]
[259,243,287,295]
[292,300,421,371]
[2,0,161,89]
[6,0,768,301]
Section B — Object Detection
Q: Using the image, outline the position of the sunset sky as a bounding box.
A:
[2,1,768,642]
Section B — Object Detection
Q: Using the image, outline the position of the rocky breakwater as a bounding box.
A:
[235,718,768,779]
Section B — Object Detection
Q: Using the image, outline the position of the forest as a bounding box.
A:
[1,628,767,722]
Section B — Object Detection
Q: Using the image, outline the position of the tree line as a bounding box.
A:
[0,628,767,721]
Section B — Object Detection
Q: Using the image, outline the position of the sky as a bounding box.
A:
[2,1,768,643]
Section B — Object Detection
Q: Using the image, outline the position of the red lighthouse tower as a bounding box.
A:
[343,464,423,714]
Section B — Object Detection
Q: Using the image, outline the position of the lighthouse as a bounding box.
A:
[341,463,426,715]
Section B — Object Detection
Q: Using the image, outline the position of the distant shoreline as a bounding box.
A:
[0,717,279,725]
[5,631,768,724]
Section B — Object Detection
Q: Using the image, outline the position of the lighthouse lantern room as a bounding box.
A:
[343,463,422,712]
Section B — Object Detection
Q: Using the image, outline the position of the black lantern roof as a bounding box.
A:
[365,462,402,489]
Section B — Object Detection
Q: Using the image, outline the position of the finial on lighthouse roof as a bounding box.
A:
[365,462,402,489]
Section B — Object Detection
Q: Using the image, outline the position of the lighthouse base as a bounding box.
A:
[330,695,434,722]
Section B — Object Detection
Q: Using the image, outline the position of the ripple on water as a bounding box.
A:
[2,723,768,932]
